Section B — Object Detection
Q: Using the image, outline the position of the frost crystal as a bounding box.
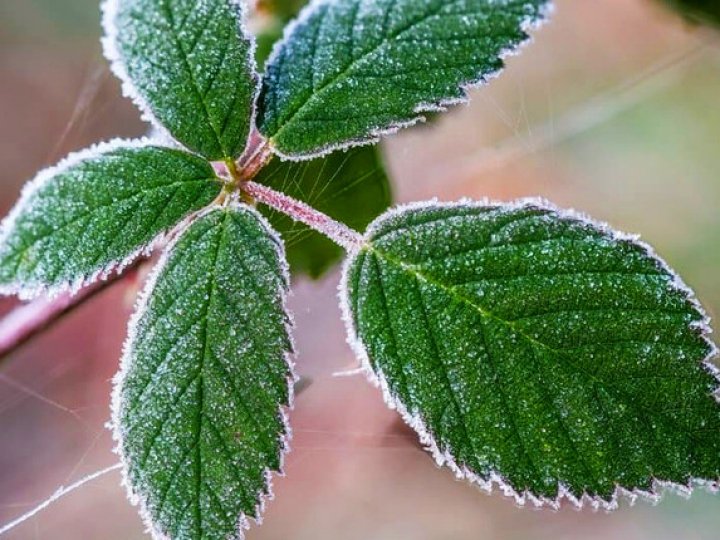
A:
[102,0,259,160]
[0,140,221,299]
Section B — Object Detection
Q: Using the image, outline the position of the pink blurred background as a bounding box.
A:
[2,1,720,538]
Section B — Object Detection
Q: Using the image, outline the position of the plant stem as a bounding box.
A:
[242,181,364,252]
[0,264,142,364]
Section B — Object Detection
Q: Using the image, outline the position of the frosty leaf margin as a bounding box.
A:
[258,0,555,160]
[338,197,720,511]
[110,203,298,539]
[101,0,261,160]
[1,0,719,538]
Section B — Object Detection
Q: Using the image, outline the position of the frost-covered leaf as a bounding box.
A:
[103,0,258,160]
[257,0,550,159]
[255,146,391,278]
[660,0,720,27]
[114,205,293,540]
[343,200,720,507]
[0,141,221,298]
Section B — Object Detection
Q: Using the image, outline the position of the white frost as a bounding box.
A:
[101,0,263,160]
[261,0,555,162]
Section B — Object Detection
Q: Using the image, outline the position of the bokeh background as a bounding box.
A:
[2,0,720,538]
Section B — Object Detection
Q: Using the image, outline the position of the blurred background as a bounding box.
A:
[2,0,720,538]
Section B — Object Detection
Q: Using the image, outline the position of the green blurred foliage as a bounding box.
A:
[256,147,392,279]
[254,19,285,70]
[253,0,308,69]
[256,0,308,22]
[660,0,720,27]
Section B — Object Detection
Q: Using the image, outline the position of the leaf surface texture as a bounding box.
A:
[258,0,549,158]
[116,206,293,539]
[344,202,720,504]
[0,144,221,295]
[106,0,257,159]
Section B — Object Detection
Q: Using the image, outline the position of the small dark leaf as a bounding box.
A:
[255,146,392,278]
[660,0,720,27]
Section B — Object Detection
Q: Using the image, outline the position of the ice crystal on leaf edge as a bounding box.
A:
[0,137,200,301]
[101,0,262,161]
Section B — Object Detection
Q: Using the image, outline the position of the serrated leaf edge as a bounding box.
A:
[338,197,720,511]
[110,202,297,540]
[101,0,262,160]
[0,137,199,301]
[260,0,554,162]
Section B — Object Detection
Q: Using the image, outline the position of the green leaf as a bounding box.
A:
[257,0,550,159]
[103,0,258,160]
[255,146,392,278]
[114,205,294,540]
[660,0,720,27]
[343,200,720,507]
[0,141,221,298]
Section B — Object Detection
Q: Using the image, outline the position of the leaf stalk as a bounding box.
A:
[242,181,363,252]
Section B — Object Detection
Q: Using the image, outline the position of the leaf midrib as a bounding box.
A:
[158,0,230,159]
[192,210,229,538]
[412,266,545,486]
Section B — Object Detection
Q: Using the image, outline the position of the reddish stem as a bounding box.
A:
[242,181,364,252]
[0,264,142,362]
[236,130,273,181]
